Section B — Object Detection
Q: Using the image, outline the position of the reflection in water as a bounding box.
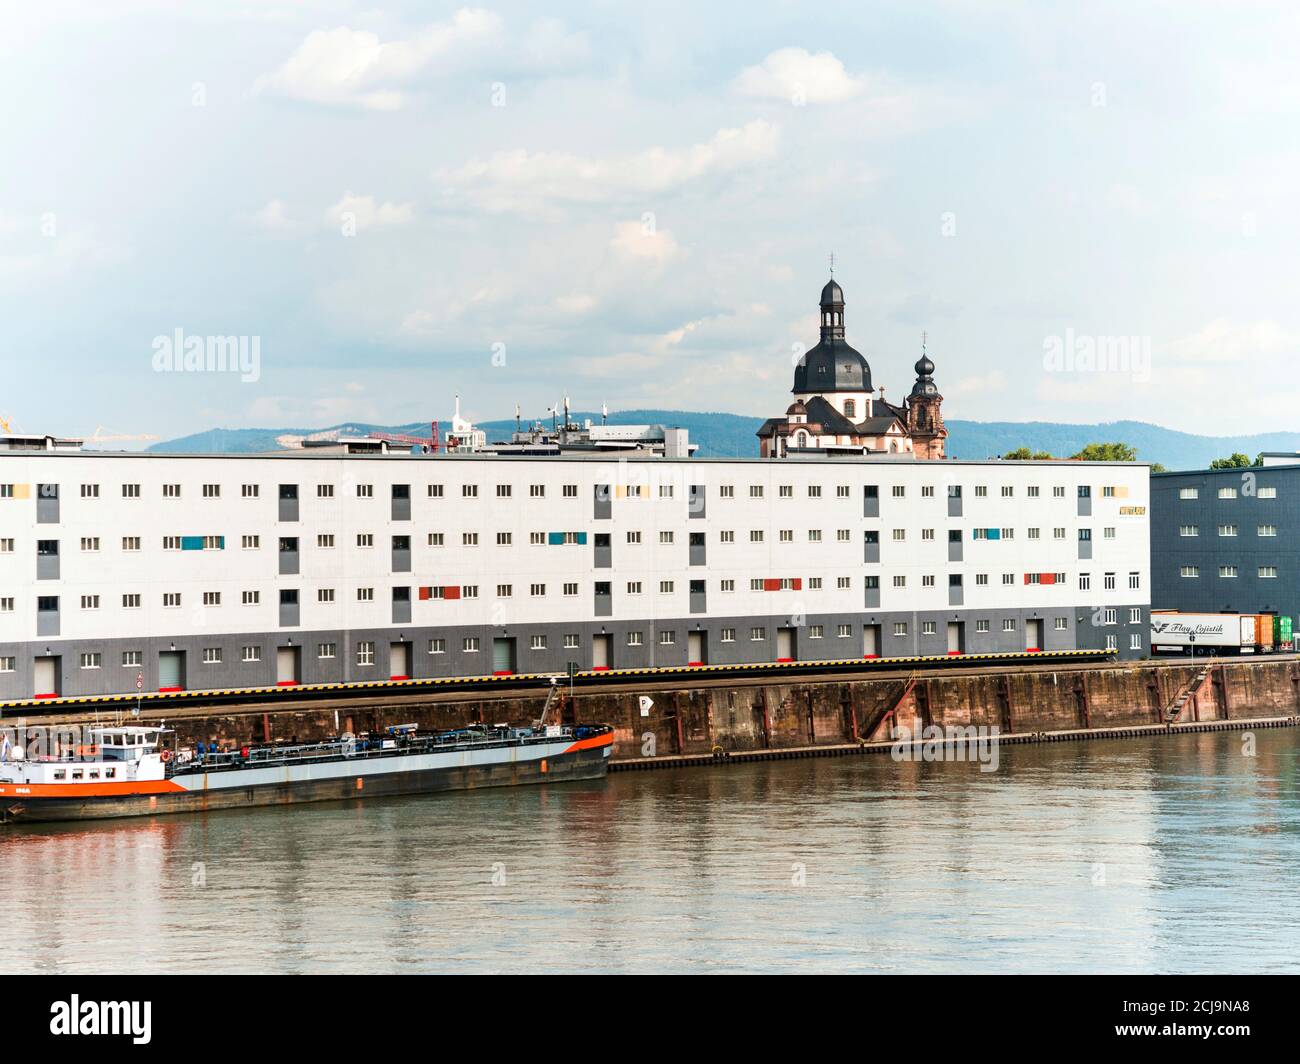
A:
[1,728,1296,973]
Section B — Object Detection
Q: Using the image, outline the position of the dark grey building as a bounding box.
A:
[1151,460,1300,618]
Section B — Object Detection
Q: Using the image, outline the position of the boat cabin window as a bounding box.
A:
[71,769,83,780]
[53,770,65,780]
[105,768,115,779]
[88,770,99,780]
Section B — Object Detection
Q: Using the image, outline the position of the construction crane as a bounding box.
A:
[369,422,441,452]
[85,426,160,444]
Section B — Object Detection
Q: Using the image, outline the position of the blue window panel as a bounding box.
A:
[548,532,565,545]
[986,528,1001,540]
[181,536,204,551]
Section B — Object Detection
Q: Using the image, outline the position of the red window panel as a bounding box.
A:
[443,585,461,600]
[418,586,433,601]
[763,578,782,592]
[1040,572,1056,585]
[791,578,802,591]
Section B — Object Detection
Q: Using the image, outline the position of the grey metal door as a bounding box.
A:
[492,637,515,674]
[159,651,184,690]
[34,656,57,697]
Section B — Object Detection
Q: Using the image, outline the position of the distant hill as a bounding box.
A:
[148,412,1300,472]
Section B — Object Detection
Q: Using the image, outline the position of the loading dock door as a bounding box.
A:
[158,651,184,691]
[947,622,964,655]
[276,646,299,685]
[1026,619,1043,652]
[390,642,410,680]
[776,626,795,662]
[492,637,516,675]
[688,631,706,665]
[592,634,612,670]
[863,624,881,658]
[34,656,59,698]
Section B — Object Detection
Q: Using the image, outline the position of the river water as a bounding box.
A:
[4,728,1298,973]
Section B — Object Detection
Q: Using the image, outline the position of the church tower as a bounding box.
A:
[905,336,947,460]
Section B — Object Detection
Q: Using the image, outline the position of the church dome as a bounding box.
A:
[786,400,807,416]
[910,347,939,398]
[794,341,872,393]
[794,275,871,394]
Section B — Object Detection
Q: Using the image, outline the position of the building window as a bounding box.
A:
[122,651,143,667]
[243,646,262,662]
[1055,617,1068,631]
[893,622,908,637]
[1219,566,1238,578]
[1259,566,1278,579]
[79,653,101,669]
[1003,619,1017,632]
[203,591,221,606]
[1219,487,1237,499]
[162,484,181,498]
[1258,486,1277,498]
[1258,524,1277,537]
[1129,572,1140,589]
[1218,524,1237,537]
[628,632,644,646]
[243,590,260,604]
[531,635,547,650]
[721,628,736,642]
[1179,566,1199,578]
[921,621,937,636]
[750,627,766,641]
[428,639,445,655]
[202,648,222,664]
[1179,525,1198,537]
[564,634,580,649]
[1178,487,1198,499]
[356,641,376,665]
[659,631,675,645]
[163,592,182,608]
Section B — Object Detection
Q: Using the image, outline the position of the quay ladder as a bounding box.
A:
[1163,665,1212,724]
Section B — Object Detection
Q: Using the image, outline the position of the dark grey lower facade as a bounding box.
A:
[0,601,1149,701]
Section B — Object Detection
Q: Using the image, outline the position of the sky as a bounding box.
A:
[3,0,1300,441]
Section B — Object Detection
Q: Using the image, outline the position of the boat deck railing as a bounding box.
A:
[170,725,611,778]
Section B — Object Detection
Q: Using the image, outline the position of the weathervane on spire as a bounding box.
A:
[922,330,927,354]
[829,252,835,276]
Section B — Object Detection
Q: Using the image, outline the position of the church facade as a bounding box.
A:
[757,278,947,460]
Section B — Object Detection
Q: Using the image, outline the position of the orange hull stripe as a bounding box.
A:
[0,780,187,799]
[562,732,615,755]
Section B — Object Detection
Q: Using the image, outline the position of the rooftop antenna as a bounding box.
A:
[563,393,570,428]
[514,402,521,432]
[601,401,608,426]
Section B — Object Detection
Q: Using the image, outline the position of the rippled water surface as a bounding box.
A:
[4,728,1299,973]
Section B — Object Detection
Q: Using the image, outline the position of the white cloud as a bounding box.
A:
[253,198,294,230]
[734,48,866,104]
[256,9,503,110]
[325,192,414,231]
[436,120,780,213]
[1163,318,1299,366]
[555,293,597,315]
[609,221,680,266]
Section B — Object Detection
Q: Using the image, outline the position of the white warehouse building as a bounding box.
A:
[0,446,1151,701]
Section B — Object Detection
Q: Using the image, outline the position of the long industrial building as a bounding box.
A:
[1150,456,1300,619]
[0,441,1151,700]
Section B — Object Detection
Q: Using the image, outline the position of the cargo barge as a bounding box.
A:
[0,722,614,823]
